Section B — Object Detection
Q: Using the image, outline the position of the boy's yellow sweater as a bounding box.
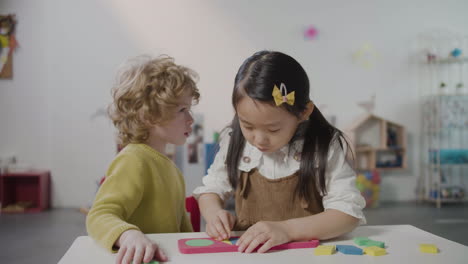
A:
[86,144,193,252]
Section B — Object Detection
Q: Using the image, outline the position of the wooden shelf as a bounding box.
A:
[348,114,407,171]
[430,57,468,64]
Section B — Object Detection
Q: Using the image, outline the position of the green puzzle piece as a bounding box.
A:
[365,240,385,248]
[353,237,385,248]
[353,237,370,246]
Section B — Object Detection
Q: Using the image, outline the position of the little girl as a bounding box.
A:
[87,55,199,264]
[193,50,366,253]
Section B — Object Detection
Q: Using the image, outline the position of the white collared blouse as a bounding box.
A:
[193,128,366,224]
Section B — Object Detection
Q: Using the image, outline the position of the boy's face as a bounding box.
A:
[236,97,302,153]
[148,90,194,151]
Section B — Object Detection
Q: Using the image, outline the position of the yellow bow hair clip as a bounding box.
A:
[272,83,295,106]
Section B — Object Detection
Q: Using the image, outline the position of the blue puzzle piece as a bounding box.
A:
[336,245,363,255]
[229,237,239,245]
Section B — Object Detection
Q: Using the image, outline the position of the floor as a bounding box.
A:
[0,202,467,264]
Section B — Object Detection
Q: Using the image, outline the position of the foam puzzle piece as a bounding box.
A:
[365,240,385,248]
[353,237,385,248]
[336,245,363,255]
[363,246,387,256]
[420,244,438,253]
[229,237,239,245]
[314,245,336,255]
[221,239,232,245]
[353,237,370,246]
[178,237,320,254]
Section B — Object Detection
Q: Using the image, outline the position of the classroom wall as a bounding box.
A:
[1,0,467,207]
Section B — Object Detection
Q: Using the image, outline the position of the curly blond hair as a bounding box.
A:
[108,55,200,147]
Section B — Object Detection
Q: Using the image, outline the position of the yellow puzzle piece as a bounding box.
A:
[420,244,438,253]
[221,239,232,245]
[363,246,387,256]
[314,245,336,255]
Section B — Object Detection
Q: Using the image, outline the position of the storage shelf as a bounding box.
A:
[0,170,51,214]
[349,114,406,171]
[420,94,468,208]
[425,197,466,203]
[357,146,405,152]
[430,57,468,64]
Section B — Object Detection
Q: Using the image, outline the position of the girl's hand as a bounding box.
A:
[205,209,236,240]
[115,229,168,264]
[236,221,291,253]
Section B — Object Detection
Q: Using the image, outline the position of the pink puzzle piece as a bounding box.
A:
[178,237,320,254]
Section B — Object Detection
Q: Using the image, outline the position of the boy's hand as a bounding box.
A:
[236,221,290,253]
[115,229,168,264]
[205,209,236,240]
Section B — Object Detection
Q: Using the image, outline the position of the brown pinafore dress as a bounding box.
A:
[233,168,324,231]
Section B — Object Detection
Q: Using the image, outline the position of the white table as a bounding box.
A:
[59,225,467,264]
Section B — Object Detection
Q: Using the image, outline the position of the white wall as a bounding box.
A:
[1,0,467,207]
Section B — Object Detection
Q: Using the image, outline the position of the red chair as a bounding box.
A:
[185,196,201,232]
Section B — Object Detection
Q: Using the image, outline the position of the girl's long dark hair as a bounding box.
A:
[226,50,352,202]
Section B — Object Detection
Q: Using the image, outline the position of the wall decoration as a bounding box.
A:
[353,43,379,69]
[0,14,18,79]
[187,114,204,164]
[304,25,319,40]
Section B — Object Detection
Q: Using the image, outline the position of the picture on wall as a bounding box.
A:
[0,14,18,79]
[187,114,204,164]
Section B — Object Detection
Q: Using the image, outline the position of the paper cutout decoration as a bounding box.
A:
[304,25,319,40]
[353,43,379,69]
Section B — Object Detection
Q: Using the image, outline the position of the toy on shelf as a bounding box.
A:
[450,48,462,58]
[429,185,465,200]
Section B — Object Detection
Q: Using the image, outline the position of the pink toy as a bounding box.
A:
[178,237,319,254]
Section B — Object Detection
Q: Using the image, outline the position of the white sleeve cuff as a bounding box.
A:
[192,186,232,201]
[323,191,367,225]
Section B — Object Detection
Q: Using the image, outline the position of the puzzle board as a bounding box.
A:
[178,237,319,254]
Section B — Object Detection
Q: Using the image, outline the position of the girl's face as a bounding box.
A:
[147,90,194,153]
[236,97,306,153]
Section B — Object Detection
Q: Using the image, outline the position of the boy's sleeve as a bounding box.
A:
[86,153,145,252]
[322,140,367,224]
